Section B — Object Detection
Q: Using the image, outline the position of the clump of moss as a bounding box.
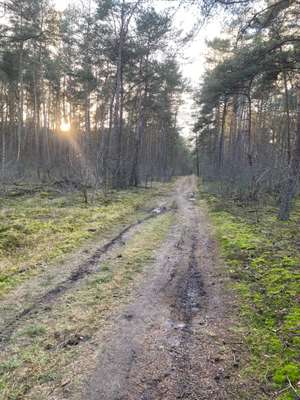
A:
[201,187,300,398]
[273,363,300,385]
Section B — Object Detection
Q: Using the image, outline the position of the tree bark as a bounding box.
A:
[218,99,227,169]
[16,41,24,163]
[279,80,300,220]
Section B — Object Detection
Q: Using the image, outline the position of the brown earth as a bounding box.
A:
[81,176,243,400]
[1,176,246,399]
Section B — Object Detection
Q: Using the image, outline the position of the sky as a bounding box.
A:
[170,5,225,137]
[54,0,224,137]
[162,2,224,138]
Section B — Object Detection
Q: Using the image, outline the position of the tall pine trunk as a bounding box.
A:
[279,80,300,220]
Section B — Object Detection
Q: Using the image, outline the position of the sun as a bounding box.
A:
[60,120,71,132]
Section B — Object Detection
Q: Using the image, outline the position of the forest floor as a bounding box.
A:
[0,176,299,399]
[201,185,300,400]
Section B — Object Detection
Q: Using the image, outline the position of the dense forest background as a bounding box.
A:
[1,0,300,219]
[193,0,300,219]
[0,0,192,190]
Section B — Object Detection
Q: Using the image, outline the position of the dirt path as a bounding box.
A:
[1,176,241,399]
[82,176,237,400]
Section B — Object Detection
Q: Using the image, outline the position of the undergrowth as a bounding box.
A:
[0,183,170,297]
[200,185,300,400]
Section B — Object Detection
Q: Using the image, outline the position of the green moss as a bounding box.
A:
[268,337,283,353]
[283,307,300,330]
[273,363,300,385]
[201,187,300,398]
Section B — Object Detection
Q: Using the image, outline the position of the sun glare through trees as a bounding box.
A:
[60,120,71,132]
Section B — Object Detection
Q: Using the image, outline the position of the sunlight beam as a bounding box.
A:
[60,120,71,132]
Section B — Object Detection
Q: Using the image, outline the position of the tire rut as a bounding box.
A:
[138,233,206,400]
[170,235,206,399]
[81,177,210,400]
[0,208,169,346]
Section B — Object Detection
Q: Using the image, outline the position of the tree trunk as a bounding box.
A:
[279,80,300,220]
[16,41,24,163]
[112,0,125,188]
[283,70,291,163]
[218,99,227,169]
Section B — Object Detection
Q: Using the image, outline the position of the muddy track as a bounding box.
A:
[80,176,236,400]
[170,236,206,399]
[0,208,168,345]
[83,177,209,400]
[136,234,206,400]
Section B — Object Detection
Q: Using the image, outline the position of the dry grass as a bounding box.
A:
[0,212,175,400]
[0,183,172,297]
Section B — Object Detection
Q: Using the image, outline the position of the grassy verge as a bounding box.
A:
[200,186,300,400]
[0,183,172,297]
[0,211,175,400]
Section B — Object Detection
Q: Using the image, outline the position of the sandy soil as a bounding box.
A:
[82,176,240,400]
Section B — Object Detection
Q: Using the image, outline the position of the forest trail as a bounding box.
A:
[82,176,236,400]
[0,177,239,399]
